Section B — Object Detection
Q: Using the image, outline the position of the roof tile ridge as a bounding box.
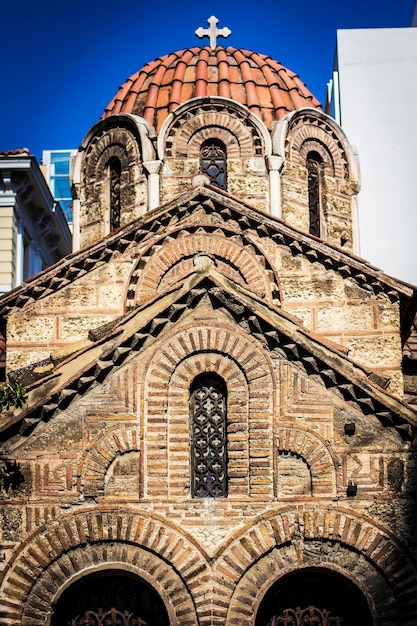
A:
[269,62,312,110]
[216,47,232,99]
[121,67,154,115]
[250,51,290,118]
[104,60,159,117]
[292,73,322,108]
[169,48,195,112]
[231,48,262,118]
[104,75,135,116]
[143,51,179,126]
[195,47,210,98]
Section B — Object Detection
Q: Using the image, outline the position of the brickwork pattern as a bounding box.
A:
[2,505,417,626]
[79,123,147,249]
[281,111,357,251]
[127,228,279,308]
[162,103,268,209]
[2,191,405,388]
[144,317,275,499]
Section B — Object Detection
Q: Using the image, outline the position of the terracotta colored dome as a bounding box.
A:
[103,46,321,132]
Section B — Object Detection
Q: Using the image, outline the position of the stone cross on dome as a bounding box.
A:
[195,16,231,50]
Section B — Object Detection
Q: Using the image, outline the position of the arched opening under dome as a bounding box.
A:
[306,151,325,238]
[51,570,170,626]
[255,567,373,626]
[108,156,122,232]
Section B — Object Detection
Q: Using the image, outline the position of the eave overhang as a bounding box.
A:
[1,265,416,445]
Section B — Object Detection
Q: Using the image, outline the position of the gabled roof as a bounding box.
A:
[2,263,416,445]
[0,184,414,317]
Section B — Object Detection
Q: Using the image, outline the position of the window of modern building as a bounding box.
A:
[190,373,227,497]
[200,140,227,189]
[306,151,324,237]
[42,150,76,225]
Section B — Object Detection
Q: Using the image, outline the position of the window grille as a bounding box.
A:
[190,373,227,497]
[269,606,343,625]
[71,608,146,626]
[200,140,227,189]
[108,157,121,231]
[306,152,324,237]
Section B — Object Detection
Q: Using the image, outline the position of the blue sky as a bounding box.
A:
[1,0,415,161]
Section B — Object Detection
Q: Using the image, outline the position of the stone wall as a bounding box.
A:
[1,296,416,625]
[5,196,404,396]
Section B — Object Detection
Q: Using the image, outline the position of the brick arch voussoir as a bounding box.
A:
[3,509,208,626]
[84,127,141,181]
[134,232,271,304]
[167,107,260,159]
[187,127,240,159]
[277,426,338,497]
[126,226,282,310]
[212,507,417,625]
[77,427,140,496]
[299,139,334,176]
[285,116,348,180]
[146,323,273,397]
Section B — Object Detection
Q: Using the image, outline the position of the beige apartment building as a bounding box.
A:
[0,149,71,295]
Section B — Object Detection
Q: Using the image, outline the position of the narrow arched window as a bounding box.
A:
[306,151,324,237]
[200,140,227,190]
[190,373,227,497]
[108,157,121,231]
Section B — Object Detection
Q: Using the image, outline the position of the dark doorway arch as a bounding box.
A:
[255,567,373,626]
[51,570,170,626]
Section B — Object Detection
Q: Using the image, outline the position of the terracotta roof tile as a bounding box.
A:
[103,46,321,131]
[0,148,31,156]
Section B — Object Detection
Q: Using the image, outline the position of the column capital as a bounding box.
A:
[266,155,284,172]
[143,160,163,176]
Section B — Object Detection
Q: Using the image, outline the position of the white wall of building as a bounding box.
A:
[327,27,417,285]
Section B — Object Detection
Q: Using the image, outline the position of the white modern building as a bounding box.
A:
[325,21,417,284]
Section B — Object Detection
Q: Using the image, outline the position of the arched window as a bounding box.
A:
[200,139,227,190]
[51,571,169,626]
[306,151,324,237]
[256,568,373,626]
[190,373,227,497]
[108,157,121,231]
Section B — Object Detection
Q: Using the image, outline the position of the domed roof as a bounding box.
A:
[103,46,321,132]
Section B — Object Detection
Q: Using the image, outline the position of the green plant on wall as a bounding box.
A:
[0,381,27,411]
[0,381,27,490]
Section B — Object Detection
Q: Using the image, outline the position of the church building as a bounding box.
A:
[1,18,417,626]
